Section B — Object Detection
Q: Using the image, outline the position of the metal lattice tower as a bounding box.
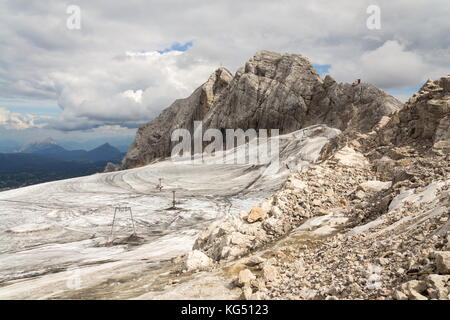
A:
[110,206,136,238]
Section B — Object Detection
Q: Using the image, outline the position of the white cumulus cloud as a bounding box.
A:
[360,41,429,90]
[0,107,47,130]
[46,50,216,131]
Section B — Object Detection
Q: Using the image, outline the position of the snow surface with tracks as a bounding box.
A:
[0,125,340,299]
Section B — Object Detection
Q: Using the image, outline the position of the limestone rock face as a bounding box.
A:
[203,51,322,133]
[379,76,450,152]
[122,50,402,169]
[205,51,401,135]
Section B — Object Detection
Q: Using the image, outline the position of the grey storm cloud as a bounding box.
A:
[0,0,449,131]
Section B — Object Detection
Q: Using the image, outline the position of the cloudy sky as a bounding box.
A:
[0,0,449,149]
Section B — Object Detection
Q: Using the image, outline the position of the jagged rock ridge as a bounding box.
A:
[122,50,402,169]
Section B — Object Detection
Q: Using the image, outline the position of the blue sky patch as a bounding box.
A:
[0,98,59,116]
[5,106,59,116]
[312,64,331,76]
[158,41,193,54]
[387,86,421,95]
[386,86,421,102]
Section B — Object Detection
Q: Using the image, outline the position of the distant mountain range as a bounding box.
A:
[19,138,123,162]
[0,136,133,153]
[0,139,21,153]
[0,138,125,191]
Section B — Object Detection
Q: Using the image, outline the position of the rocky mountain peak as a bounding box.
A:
[19,137,61,153]
[34,137,57,145]
[240,50,319,82]
[122,51,403,169]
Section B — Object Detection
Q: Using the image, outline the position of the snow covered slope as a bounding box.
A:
[0,125,339,299]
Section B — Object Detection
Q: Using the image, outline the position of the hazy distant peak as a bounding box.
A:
[19,137,62,153]
[31,137,57,145]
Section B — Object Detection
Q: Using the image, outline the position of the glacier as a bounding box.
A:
[0,125,339,299]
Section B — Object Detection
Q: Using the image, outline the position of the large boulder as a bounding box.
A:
[357,180,392,193]
[183,250,213,272]
[435,251,450,274]
[237,269,256,287]
[247,206,267,223]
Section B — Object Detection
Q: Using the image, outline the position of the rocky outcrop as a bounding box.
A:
[104,162,119,173]
[122,50,402,169]
[378,76,450,152]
